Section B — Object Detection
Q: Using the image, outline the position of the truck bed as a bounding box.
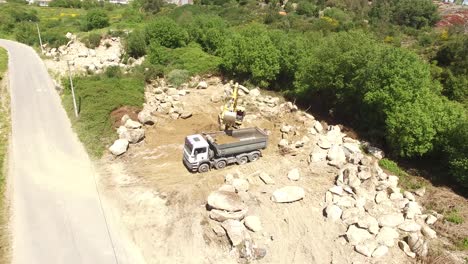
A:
[204,127,268,157]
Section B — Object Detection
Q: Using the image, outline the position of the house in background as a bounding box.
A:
[27,0,52,6]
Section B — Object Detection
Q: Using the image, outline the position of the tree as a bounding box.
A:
[220,24,280,86]
[125,29,146,58]
[144,17,188,48]
[296,1,318,17]
[370,0,439,29]
[444,121,468,188]
[81,9,109,31]
[186,15,227,54]
[133,0,164,14]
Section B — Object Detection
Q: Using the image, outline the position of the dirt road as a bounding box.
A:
[0,40,143,264]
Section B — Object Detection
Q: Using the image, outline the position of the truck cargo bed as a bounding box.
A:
[204,127,268,157]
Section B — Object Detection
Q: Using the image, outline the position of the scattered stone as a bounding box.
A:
[310,151,327,162]
[426,215,437,225]
[404,202,422,219]
[224,174,234,184]
[121,114,130,124]
[355,240,377,257]
[280,125,292,133]
[413,187,426,197]
[398,240,416,258]
[421,225,437,239]
[325,205,342,221]
[180,111,193,119]
[232,178,250,192]
[367,146,384,159]
[259,172,275,185]
[212,224,225,237]
[109,139,129,156]
[342,207,362,225]
[375,192,388,204]
[125,119,142,129]
[357,215,380,235]
[329,185,344,196]
[122,128,145,144]
[403,191,415,202]
[327,145,346,163]
[244,216,262,232]
[210,208,248,222]
[287,168,300,181]
[271,186,305,203]
[197,81,208,89]
[278,139,289,148]
[346,225,373,246]
[387,175,399,188]
[398,221,421,232]
[218,184,236,192]
[250,88,261,97]
[335,196,356,208]
[372,245,388,258]
[317,137,332,149]
[314,121,323,133]
[138,110,154,125]
[375,227,399,247]
[207,191,246,212]
[378,214,404,227]
[408,234,428,257]
[325,191,333,204]
[222,219,250,246]
[389,192,404,200]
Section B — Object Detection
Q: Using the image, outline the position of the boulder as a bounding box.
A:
[398,240,416,258]
[325,204,342,221]
[343,142,361,154]
[324,191,333,204]
[244,216,262,232]
[355,240,377,257]
[387,175,399,188]
[375,227,399,247]
[238,85,249,94]
[125,119,142,129]
[218,184,236,192]
[421,224,437,239]
[259,172,275,185]
[389,192,404,200]
[403,191,415,202]
[207,191,246,212]
[197,81,208,89]
[426,215,437,225]
[398,221,421,232]
[222,219,250,246]
[250,88,261,97]
[372,245,389,258]
[232,178,250,192]
[346,225,373,246]
[413,187,426,197]
[327,145,346,163]
[117,126,127,138]
[138,111,154,125]
[341,207,362,225]
[314,121,323,133]
[271,186,305,203]
[404,202,422,219]
[212,224,225,237]
[317,137,332,149]
[367,146,384,159]
[357,215,380,234]
[167,88,178,96]
[278,139,289,148]
[121,114,130,124]
[180,111,193,119]
[378,214,404,227]
[109,139,129,156]
[122,128,145,144]
[310,151,327,163]
[408,234,428,257]
[287,168,300,181]
[329,185,344,196]
[210,208,248,222]
[335,196,356,208]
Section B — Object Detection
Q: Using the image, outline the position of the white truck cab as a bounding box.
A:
[183,134,210,172]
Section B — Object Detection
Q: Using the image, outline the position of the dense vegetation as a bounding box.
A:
[1,0,466,190]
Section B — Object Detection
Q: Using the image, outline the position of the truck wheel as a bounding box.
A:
[198,163,210,173]
[237,156,248,165]
[215,160,227,169]
[249,152,260,162]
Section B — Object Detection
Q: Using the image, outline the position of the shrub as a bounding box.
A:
[14,22,37,46]
[165,43,221,75]
[167,69,190,87]
[104,66,122,78]
[379,158,408,177]
[144,17,188,48]
[445,209,464,224]
[125,29,146,58]
[81,9,109,31]
[296,1,318,17]
[83,32,101,48]
[42,30,68,48]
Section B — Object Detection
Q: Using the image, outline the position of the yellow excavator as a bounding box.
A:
[218,82,246,130]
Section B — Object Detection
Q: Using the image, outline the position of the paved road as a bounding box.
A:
[0,40,139,264]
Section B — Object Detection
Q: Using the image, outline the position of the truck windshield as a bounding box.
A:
[184,138,193,154]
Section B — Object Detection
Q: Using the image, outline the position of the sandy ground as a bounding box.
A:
[98,84,412,264]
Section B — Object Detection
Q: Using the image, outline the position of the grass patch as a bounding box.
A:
[62,72,144,157]
[0,47,11,263]
[445,209,464,224]
[379,158,424,190]
[456,237,468,250]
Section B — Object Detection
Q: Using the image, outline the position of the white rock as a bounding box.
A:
[341,207,362,226]
[335,196,356,208]
[343,142,361,154]
[138,110,154,125]
[408,234,428,257]
[403,191,415,201]
[357,215,380,235]
[355,240,377,257]
[346,225,373,246]
[232,178,250,192]
[398,240,416,258]
[329,185,344,196]
[271,186,305,203]
[421,224,437,239]
[121,128,145,144]
[197,81,208,89]
[249,88,261,97]
[325,191,333,204]
[109,139,129,156]
[325,205,342,221]
[413,187,426,197]
[398,221,421,232]
[327,145,346,163]
[278,139,289,147]
[375,191,388,204]
[372,245,388,257]
[244,216,262,232]
[310,151,327,162]
[314,121,323,133]
[375,227,399,247]
[116,126,127,137]
[207,191,246,212]
[225,174,234,184]
[287,168,300,181]
[317,137,332,149]
[389,192,404,200]
[210,208,248,222]
[387,175,399,188]
[125,119,142,129]
[121,114,130,124]
[181,111,193,119]
[222,219,250,246]
[65,32,73,39]
[367,146,384,159]
[426,215,437,225]
[259,172,275,185]
[404,202,422,219]
[218,184,236,192]
[378,214,404,227]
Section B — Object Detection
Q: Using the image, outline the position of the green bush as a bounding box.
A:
[49,0,82,8]
[445,209,464,224]
[443,122,468,188]
[81,9,109,31]
[144,17,188,48]
[167,69,190,87]
[104,66,122,78]
[42,30,68,48]
[370,0,439,29]
[186,15,227,54]
[296,1,318,17]
[14,22,37,46]
[83,32,102,48]
[379,158,408,177]
[165,43,221,75]
[125,29,146,58]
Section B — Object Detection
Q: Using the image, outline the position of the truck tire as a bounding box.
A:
[249,152,260,162]
[237,156,248,165]
[198,163,210,173]
[215,160,227,169]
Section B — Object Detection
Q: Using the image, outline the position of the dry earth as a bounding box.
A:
[98,82,412,264]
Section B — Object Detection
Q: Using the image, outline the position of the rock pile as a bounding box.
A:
[320,135,438,258]
[109,115,151,156]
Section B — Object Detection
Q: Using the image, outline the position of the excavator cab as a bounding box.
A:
[218,83,246,130]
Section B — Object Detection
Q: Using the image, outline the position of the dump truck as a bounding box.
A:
[183,127,268,173]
